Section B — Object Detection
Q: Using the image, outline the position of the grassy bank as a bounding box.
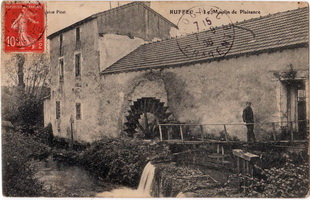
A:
[52,136,172,187]
[2,131,51,196]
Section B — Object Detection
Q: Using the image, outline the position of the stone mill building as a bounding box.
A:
[44,2,309,142]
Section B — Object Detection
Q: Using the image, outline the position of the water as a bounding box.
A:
[32,156,116,197]
[96,162,156,198]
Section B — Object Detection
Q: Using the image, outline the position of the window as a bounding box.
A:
[76,27,80,42]
[76,27,81,49]
[56,101,60,119]
[76,103,81,120]
[75,53,81,77]
[59,34,63,56]
[60,34,63,47]
[298,89,306,101]
[59,58,64,82]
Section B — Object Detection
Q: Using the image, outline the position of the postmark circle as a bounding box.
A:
[176,5,235,59]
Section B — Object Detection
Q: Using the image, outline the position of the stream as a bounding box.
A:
[32,155,231,197]
[32,156,119,197]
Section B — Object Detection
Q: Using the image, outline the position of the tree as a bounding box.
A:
[2,53,50,131]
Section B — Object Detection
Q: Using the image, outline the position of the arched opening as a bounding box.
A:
[124,97,171,139]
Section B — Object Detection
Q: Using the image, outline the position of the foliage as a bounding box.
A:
[2,132,51,196]
[1,86,49,132]
[4,54,50,91]
[154,163,220,197]
[257,150,307,169]
[51,136,90,151]
[273,64,297,79]
[203,131,240,141]
[17,97,45,132]
[2,54,50,132]
[78,136,172,187]
[244,162,308,198]
[34,123,54,144]
[1,86,20,122]
[224,153,309,198]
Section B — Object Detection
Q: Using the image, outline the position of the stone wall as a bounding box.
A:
[98,47,308,141]
[98,34,145,72]
[97,3,175,41]
[46,15,308,142]
[47,19,102,142]
[46,25,148,142]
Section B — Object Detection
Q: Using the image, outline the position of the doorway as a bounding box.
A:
[286,80,307,139]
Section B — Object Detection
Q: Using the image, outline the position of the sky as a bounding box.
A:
[46,1,307,35]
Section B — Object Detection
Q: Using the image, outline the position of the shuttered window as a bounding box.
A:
[76,27,80,42]
[76,103,81,120]
[75,53,81,77]
[56,101,60,119]
[59,34,63,56]
[59,58,64,82]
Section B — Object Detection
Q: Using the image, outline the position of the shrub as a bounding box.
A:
[2,132,50,196]
[242,162,308,198]
[228,154,309,198]
[33,123,53,145]
[51,136,89,151]
[79,136,172,187]
[154,163,220,197]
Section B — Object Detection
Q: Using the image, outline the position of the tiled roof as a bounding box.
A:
[101,7,309,75]
[47,2,177,39]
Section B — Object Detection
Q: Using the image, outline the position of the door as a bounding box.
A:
[287,81,307,139]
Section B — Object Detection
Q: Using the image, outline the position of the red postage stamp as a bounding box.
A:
[3,2,45,53]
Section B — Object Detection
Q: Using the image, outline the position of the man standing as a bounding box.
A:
[242,102,255,143]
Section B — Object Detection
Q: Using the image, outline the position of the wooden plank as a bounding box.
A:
[200,125,204,142]
[223,125,228,141]
[164,139,307,145]
[232,149,259,162]
[272,123,276,141]
[290,121,294,141]
[243,159,246,192]
[180,125,184,142]
[159,125,163,141]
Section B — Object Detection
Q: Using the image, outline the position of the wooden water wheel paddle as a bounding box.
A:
[124,97,171,138]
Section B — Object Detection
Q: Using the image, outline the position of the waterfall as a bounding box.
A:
[137,162,156,194]
[96,162,156,197]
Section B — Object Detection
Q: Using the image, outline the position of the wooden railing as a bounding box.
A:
[157,120,308,142]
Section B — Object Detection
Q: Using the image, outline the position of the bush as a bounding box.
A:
[33,123,53,145]
[79,136,172,187]
[231,155,309,198]
[154,163,220,197]
[2,132,51,196]
[242,163,308,198]
[51,136,90,151]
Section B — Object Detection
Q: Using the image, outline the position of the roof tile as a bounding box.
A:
[101,7,309,74]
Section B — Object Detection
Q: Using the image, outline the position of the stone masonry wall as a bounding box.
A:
[97,3,175,41]
[47,25,148,142]
[98,34,145,72]
[98,47,308,141]
[48,19,102,142]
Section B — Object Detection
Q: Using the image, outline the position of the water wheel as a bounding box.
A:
[124,97,171,138]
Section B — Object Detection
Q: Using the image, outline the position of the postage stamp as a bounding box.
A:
[3,2,45,53]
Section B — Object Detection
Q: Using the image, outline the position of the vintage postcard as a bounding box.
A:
[1,1,309,198]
